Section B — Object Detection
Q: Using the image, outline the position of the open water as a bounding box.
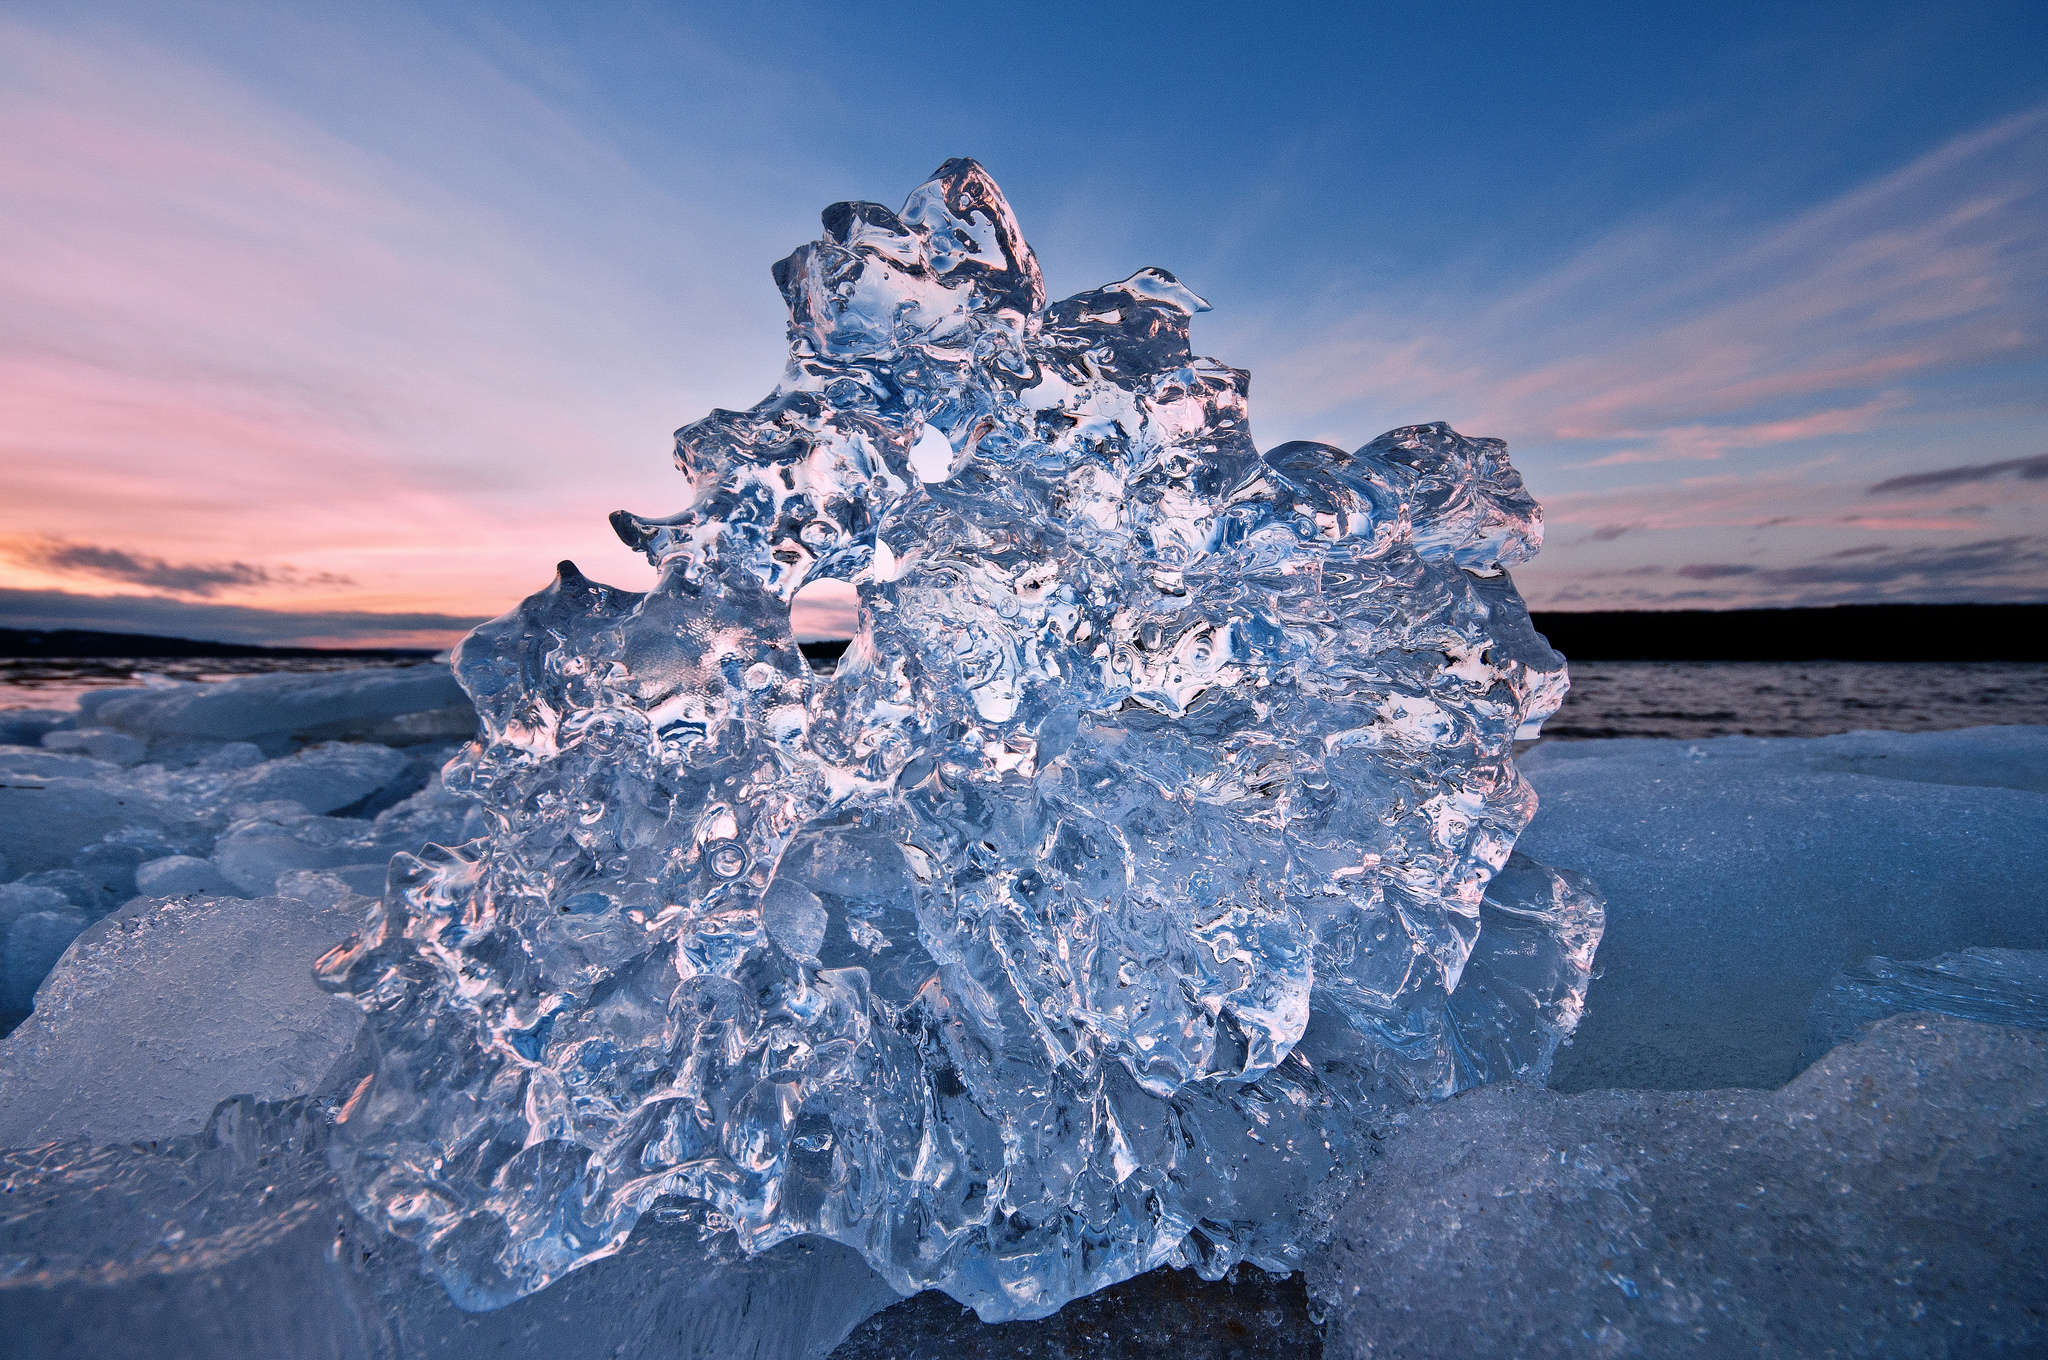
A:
[1542,661,2048,740]
[3,656,2044,741]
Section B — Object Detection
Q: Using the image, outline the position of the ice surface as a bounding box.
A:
[0,894,366,1145]
[315,159,1594,1320]
[0,723,467,1019]
[42,727,148,765]
[0,880,73,924]
[2,908,89,1012]
[87,663,471,748]
[133,853,237,898]
[1306,1014,2048,1358]
[0,776,183,876]
[1518,725,2048,1091]
[0,1096,901,1360]
[1808,946,2048,1059]
[0,745,120,779]
[209,806,386,896]
[0,708,74,748]
[202,740,418,816]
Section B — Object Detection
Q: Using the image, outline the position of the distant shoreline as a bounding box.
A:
[4,603,2043,665]
[1529,603,2046,662]
[0,627,437,661]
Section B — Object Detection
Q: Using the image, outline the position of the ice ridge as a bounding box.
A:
[314,158,1600,1320]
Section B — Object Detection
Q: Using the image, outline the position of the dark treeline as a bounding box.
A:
[5,605,2044,665]
[1531,603,2048,662]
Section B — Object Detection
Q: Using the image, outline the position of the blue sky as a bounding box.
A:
[2,0,2044,643]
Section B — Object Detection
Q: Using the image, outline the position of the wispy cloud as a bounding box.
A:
[1868,452,2048,495]
[0,587,482,649]
[1524,535,2048,610]
[1568,397,1905,468]
[1233,102,2048,614]
[1672,537,2048,594]
[3,537,352,596]
[1248,101,2048,457]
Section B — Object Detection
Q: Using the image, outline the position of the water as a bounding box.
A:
[1540,661,2048,741]
[0,656,425,713]
[8,656,2043,741]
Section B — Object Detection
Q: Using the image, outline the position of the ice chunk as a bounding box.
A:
[0,1098,900,1360]
[2,885,87,1015]
[0,777,181,875]
[271,869,366,907]
[0,881,72,925]
[208,808,377,897]
[1808,946,2048,1060]
[2,907,89,1012]
[1517,726,2048,1092]
[318,159,1593,1319]
[0,708,72,748]
[366,772,479,852]
[88,663,472,745]
[0,745,119,779]
[12,869,106,914]
[209,741,418,817]
[134,854,239,899]
[42,727,147,765]
[0,894,364,1146]
[1306,1015,2048,1359]
[64,839,158,911]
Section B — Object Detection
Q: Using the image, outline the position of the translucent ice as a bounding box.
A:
[42,728,148,766]
[86,662,472,749]
[1807,947,2048,1059]
[2,907,88,1012]
[133,854,238,898]
[315,160,1597,1320]
[0,1096,900,1360]
[1306,1015,2048,1358]
[0,776,182,877]
[0,894,366,1145]
[1517,726,2048,1091]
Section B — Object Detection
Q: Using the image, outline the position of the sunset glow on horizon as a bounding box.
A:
[3,2,2044,649]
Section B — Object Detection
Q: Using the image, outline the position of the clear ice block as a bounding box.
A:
[314,159,1600,1320]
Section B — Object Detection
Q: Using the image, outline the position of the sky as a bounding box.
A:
[2,0,2044,647]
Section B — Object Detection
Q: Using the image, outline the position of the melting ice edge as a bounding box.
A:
[315,159,1605,1320]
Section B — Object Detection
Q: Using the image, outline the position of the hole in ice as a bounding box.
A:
[910,423,955,482]
[793,577,858,642]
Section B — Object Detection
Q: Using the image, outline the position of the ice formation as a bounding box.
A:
[8,715,2048,1353]
[1516,726,2048,1091]
[0,664,473,1026]
[1306,1015,2048,1359]
[1807,947,2048,1059]
[301,159,1598,1320]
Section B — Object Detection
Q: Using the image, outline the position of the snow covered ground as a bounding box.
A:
[0,669,2042,1357]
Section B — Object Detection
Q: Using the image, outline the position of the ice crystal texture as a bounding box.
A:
[315,160,1600,1320]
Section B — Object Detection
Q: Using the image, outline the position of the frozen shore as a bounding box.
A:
[1,672,2043,1357]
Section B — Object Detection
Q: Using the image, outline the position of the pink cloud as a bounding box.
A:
[1567,395,1904,467]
